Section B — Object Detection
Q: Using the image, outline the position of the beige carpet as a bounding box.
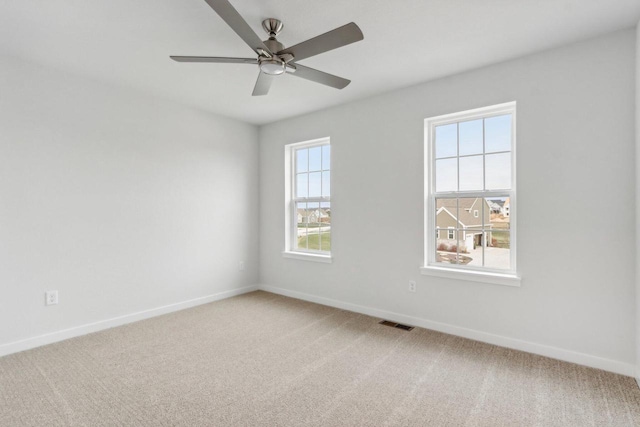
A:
[1,291,640,426]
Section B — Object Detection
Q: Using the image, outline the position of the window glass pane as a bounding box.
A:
[306,202,319,224]
[463,229,482,268]
[298,202,319,250]
[309,146,322,171]
[322,145,331,170]
[456,197,483,261]
[435,158,457,192]
[309,172,322,197]
[319,201,331,252]
[486,197,510,229]
[436,234,456,265]
[458,155,483,191]
[454,230,462,264]
[459,119,483,156]
[306,226,321,251]
[485,114,511,153]
[296,149,308,173]
[296,202,307,224]
[456,229,472,265]
[435,198,460,231]
[320,227,331,252]
[436,198,469,265]
[296,173,308,198]
[435,124,457,158]
[458,197,481,229]
[485,231,510,270]
[436,228,470,265]
[485,153,511,190]
[296,202,308,250]
[322,172,330,197]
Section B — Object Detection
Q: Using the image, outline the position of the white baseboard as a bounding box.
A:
[0,285,258,358]
[259,284,635,377]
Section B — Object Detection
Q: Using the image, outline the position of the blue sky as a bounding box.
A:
[296,145,331,198]
[435,114,512,192]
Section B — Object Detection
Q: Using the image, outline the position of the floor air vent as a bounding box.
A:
[379,320,414,331]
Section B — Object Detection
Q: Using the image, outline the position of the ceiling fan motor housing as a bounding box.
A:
[263,38,284,54]
[259,20,287,75]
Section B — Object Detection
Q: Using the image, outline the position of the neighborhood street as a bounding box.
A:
[298,226,331,236]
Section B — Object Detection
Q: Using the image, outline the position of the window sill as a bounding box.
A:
[282,251,332,263]
[420,266,520,287]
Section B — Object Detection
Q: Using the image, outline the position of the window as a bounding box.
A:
[284,138,331,262]
[423,102,517,284]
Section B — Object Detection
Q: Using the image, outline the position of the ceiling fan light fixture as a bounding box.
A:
[259,58,286,75]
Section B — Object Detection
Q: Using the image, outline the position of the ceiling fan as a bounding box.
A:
[171,0,364,96]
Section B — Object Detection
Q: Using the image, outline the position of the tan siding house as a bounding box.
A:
[436,198,492,250]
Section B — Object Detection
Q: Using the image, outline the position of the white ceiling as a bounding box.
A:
[2,1,639,125]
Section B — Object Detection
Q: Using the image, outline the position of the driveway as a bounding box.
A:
[466,246,510,269]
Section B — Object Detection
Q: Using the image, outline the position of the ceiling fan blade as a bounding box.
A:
[170,56,257,64]
[252,72,274,96]
[203,0,271,55]
[277,22,363,62]
[289,64,350,89]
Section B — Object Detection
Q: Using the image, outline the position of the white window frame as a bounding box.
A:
[421,102,520,286]
[283,137,332,263]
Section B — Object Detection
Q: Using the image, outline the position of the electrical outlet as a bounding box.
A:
[408,281,416,293]
[239,261,245,271]
[45,290,58,306]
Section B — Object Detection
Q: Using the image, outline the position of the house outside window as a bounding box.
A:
[284,138,331,262]
[423,102,518,284]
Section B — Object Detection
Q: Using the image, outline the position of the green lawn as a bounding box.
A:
[298,232,331,251]
[297,223,325,229]
[492,232,510,249]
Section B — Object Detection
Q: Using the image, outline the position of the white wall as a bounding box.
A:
[0,55,259,350]
[259,29,636,373]
[636,21,640,382]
